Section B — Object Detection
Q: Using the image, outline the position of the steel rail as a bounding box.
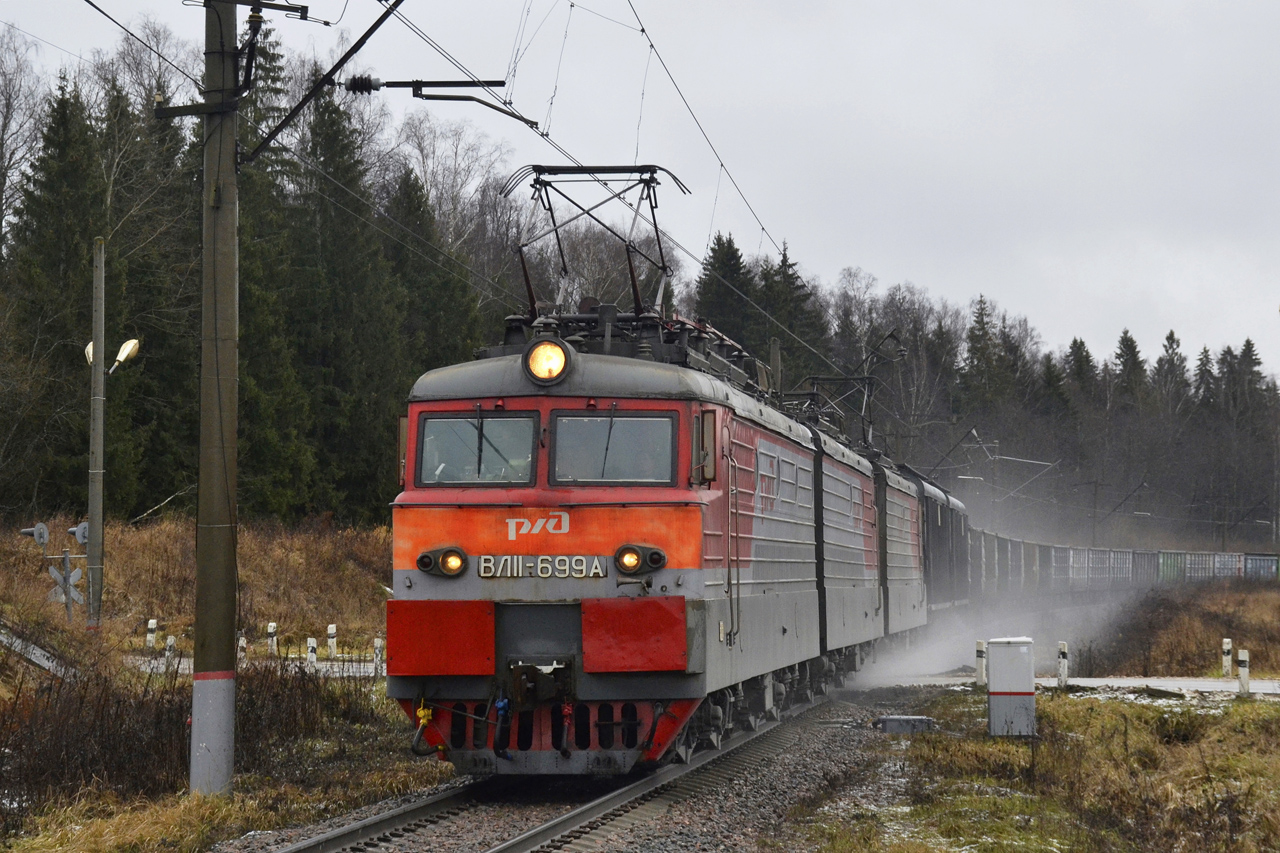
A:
[273,778,502,853]
[482,697,826,853]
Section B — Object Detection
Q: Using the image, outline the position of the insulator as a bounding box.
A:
[344,75,383,95]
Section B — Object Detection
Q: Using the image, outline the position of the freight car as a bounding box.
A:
[385,308,968,774]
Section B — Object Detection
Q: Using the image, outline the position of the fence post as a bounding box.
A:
[267,622,278,657]
[306,637,317,671]
[327,623,338,659]
[373,637,384,677]
[146,619,157,649]
[1238,650,1250,697]
[1058,641,1069,690]
[976,640,987,687]
[1222,638,1233,677]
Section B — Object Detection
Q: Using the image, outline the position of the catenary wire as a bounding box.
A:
[624,1,781,255]
[377,2,845,375]
[0,20,89,64]
[41,6,526,310]
[541,1,574,132]
[78,0,204,90]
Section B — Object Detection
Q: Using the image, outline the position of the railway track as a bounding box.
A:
[269,697,825,853]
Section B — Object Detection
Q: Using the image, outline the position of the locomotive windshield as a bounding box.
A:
[552,414,674,484]
[417,414,535,485]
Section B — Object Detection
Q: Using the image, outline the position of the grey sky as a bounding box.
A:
[7,1,1278,371]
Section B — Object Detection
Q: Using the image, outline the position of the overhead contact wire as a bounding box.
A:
[543,2,575,133]
[624,0,781,255]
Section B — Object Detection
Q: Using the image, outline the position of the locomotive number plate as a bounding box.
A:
[477,555,608,579]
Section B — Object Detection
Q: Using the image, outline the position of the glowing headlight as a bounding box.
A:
[524,339,569,385]
[440,550,466,576]
[418,547,468,577]
[616,546,643,574]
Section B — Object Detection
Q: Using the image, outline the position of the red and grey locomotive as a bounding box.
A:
[384,164,969,774]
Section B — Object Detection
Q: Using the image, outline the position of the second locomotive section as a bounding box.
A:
[386,331,945,774]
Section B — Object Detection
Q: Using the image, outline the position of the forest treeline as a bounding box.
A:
[0,22,1274,549]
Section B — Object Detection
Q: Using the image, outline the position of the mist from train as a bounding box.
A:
[846,593,1142,688]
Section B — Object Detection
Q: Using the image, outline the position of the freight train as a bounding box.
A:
[385,158,1280,775]
[385,303,1280,774]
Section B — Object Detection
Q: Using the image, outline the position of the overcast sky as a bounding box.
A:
[7,1,1278,372]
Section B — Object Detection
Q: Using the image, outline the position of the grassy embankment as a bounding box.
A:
[0,516,449,853]
[789,582,1280,852]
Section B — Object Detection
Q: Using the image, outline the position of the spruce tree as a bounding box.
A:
[237,28,317,518]
[1150,331,1189,416]
[961,295,1003,407]
[1113,329,1147,405]
[1193,346,1216,409]
[693,232,755,347]
[292,82,406,521]
[752,245,829,385]
[1,78,106,511]
[382,165,480,378]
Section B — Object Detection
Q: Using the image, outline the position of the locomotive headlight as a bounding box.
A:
[440,550,467,576]
[524,339,570,385]
[616,546,643,574]
[418,547,468,577]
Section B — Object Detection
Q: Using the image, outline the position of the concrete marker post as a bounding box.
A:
[237,636,247,661]
[976,640,987,687]
[1058,642,1069,690]
[306,638,317,671]
[267,622,277,657]
[146,619,157,649]
[165,636,176,670]
[327,624,337,659]
[1239,650,1250,697]
[1222,638,1233,677]
[373,637,384,677]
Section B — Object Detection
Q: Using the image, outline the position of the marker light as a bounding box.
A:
[616,546,643,574]
[524,339,569,385]
[440,550,466,576]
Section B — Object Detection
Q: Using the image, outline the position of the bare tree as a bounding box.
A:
[0,26,43,256]
[397,110,512,249]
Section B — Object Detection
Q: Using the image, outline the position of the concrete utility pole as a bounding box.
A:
[87,237,105,629]
[190,0,239,797]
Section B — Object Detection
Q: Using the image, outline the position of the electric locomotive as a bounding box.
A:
[385,163,973,774]
[385,303,967,774]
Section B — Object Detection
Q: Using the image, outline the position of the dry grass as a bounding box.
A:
[904,691,1280,852]
[1074,581,1280,678]
[0,516,445,851]
[0,514,391,655]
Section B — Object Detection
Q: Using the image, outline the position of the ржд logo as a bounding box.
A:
[506,511,569,541]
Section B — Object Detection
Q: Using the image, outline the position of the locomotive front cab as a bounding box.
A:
[387,341,716,774]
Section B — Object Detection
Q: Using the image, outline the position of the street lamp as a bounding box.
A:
[82,235,141,630]
[84,338,141,372]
